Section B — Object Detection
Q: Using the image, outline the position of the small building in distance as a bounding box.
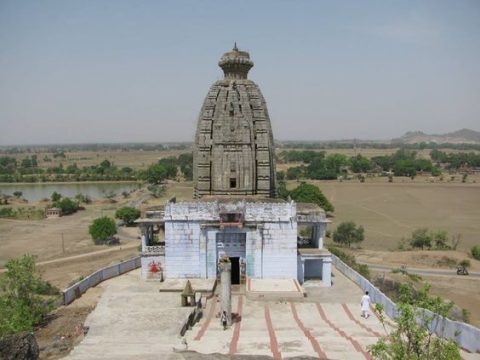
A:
[45,207,61,219]
[137,45,332,287]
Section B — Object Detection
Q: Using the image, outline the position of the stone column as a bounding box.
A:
[322,257,332,287]
[218,258,232,326]
[140,225,147,252]
[298,258,305,284]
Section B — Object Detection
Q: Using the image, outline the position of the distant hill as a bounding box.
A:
[393,128,480,144]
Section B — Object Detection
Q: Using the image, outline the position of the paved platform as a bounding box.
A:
[247,278,304,299]
[66,268,479,359]
[186,295,389,359]
[158,278,217,293]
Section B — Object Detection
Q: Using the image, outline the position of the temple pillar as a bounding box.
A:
[322,258,332,287]
[140,225,148,252]
[219,258,232,326]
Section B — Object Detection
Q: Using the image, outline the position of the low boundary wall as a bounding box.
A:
[332,254,480,353]
[62,256,141,305]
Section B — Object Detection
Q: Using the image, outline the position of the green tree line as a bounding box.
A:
[0,153,193,183]
[278,149,443,180]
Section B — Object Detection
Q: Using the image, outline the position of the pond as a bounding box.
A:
[0,182,142,202]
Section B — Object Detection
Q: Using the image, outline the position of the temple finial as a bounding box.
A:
[233,42,238,51]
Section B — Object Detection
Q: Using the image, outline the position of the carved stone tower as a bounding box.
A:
[193,45,276,198]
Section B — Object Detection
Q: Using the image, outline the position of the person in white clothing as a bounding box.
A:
[360,291,371,318]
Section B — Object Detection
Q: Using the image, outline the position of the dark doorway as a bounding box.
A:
[230,257,240,284]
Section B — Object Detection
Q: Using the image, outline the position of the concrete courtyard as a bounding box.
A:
[66,268,478,360]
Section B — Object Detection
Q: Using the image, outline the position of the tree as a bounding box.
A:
[350,154,373,173]
[369,283,461,360]
[276,171,286,181]
[276,180,290,200]
[89,217,117,244]
[142,163,167,184]
[286,166,304,180]
[288,182,334,212]
[51,191,62,202]
[0,254,56,336]
[410,228,432,250]
[115,206,141,226]
[332,221,365,247]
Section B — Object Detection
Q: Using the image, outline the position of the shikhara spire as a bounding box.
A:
[193,46,276,198]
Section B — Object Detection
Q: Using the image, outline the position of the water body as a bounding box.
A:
[0,182,141,202]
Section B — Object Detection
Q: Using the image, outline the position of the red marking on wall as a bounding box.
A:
[194,297,217,341]
[264,305,282,360]
[229,296,244,355]
[342,304,383,338]
[290,302,328,359]
[316,304,372,360]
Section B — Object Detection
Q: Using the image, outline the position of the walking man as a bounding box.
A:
[360,291,371,319]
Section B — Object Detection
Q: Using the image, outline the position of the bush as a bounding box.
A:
[409,228,432,250]
[0,207,15,218]
[115,207,140,226]
[369,284,461,359]
[54,197,79,215]
[328,246,370,280]
[0,255,56,336]
[89,217,117,244]
[471,245,480,261]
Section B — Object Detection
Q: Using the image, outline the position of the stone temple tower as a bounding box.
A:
[193,45,276,198]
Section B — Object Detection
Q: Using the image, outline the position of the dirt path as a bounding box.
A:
[362,262,480,278]
[37,242,138,267]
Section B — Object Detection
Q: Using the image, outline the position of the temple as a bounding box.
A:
[137,45,332,287]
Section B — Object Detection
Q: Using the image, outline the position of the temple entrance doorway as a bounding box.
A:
[216,231,246,285]
[230,257,240,284]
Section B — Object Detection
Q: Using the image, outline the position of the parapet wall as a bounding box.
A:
[62,257,141,305]
[332,255,480,353]
[165,200,296,222]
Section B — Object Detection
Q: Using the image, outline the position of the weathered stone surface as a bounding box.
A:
[193,46,276,198]
[0,332,39,360]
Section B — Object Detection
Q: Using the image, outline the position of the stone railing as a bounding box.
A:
[142,245,165,255]
[62,257,141,305]
[332,254,480,353]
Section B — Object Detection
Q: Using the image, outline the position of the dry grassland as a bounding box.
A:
[310,179,480,251]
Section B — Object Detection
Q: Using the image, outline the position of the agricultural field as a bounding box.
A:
[307,178,480,251]
[0,149,189,171]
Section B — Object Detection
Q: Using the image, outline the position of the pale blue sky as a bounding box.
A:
[0,0,479,145]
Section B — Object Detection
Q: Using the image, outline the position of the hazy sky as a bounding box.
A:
[1,0,479,145]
